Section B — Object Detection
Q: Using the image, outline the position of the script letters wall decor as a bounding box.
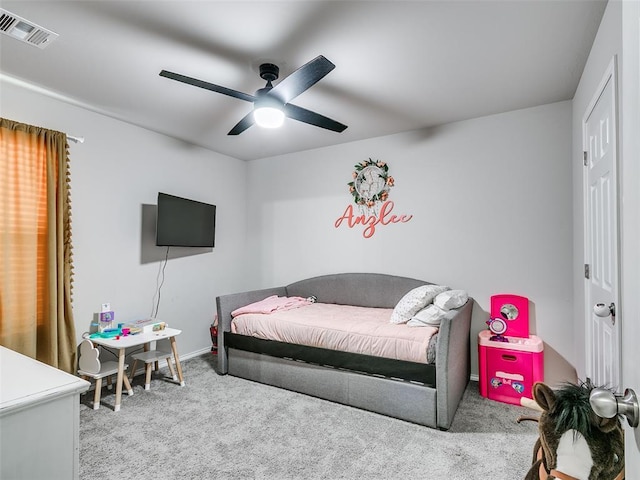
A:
[334,158,412,238]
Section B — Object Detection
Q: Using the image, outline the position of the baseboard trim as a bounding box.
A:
[180,347,212,361]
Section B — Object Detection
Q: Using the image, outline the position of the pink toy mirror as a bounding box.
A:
[490,294,530,338]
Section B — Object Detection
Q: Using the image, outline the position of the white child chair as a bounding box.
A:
[77,338,134,410]
[129,349,178,391]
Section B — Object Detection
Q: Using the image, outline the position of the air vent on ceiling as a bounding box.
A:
[0,8,58,49]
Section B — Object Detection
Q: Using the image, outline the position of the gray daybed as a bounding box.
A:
[215,273,473,430]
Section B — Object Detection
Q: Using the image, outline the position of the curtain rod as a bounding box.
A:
[67,135,84,144]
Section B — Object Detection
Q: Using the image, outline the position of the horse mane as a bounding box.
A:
[550,380,598,440]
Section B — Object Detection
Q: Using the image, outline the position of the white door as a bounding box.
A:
[621,1,640,472]
[583,58,621,391]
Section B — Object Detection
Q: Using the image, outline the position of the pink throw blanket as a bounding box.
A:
[231,295,312,317]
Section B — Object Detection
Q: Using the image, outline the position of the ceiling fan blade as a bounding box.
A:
[268,55,335,104]
[160,70,255,103]
[227,111,255,136]
[284,104,347,133]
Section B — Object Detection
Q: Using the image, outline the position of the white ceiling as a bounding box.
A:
[0,1,606,161]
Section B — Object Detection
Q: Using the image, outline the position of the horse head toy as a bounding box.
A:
[524,381,625,480]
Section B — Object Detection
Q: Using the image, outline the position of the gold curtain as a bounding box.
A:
[0,118,77,373]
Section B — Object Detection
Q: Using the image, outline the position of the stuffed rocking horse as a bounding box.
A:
[523,381,625,480]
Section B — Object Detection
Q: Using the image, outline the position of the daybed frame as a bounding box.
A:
[216,273,473,430]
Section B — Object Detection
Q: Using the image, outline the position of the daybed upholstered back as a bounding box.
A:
[285,273,430,309]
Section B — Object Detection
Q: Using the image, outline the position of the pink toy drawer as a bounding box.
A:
[478,334,544,405]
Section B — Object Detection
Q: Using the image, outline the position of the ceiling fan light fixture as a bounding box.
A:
[254,105,285,129]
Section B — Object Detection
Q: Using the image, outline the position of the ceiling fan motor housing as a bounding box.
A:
[254,90,282,109]
[259,63,279,83]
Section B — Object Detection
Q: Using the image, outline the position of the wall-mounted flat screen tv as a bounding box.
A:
[156,192,216,247]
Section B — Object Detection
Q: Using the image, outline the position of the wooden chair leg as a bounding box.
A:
[93,377,102,410]
[106,375,113,390]
[144,362,152,390]
[129,359,139,382]
[122,371,134,396]
[166,358,177,381]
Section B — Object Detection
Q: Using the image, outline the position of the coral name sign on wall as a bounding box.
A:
[334,159,412,238]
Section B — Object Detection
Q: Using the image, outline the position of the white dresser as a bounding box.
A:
[0,346,90,480]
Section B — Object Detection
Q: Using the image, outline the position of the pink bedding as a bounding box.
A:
[231,295,312,317]
[231,303,438,364]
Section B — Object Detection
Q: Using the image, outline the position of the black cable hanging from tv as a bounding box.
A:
[151,246,170,318]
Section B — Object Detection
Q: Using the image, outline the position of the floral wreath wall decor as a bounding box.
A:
[334,158,413,238]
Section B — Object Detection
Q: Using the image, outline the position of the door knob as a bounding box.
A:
[590,387,639,428]
[593,302,615,318]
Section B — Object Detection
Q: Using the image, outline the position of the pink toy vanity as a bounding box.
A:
[478,294,544,405]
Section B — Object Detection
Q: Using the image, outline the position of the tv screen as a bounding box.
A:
[156,192,216,247]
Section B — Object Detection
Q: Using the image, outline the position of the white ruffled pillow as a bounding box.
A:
[407,305,448,327]
[390,285,450,324]
[434,290,468,311]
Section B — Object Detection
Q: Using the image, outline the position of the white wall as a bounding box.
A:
[571,0,622,381]
[247,101,574,380]
[0,80,249,358]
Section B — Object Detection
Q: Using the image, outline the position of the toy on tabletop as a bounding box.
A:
[88,322,139,340]
[89,328,121,340]
[98,303,115,333]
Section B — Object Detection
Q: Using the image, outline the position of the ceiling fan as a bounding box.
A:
[160,55,348,135]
